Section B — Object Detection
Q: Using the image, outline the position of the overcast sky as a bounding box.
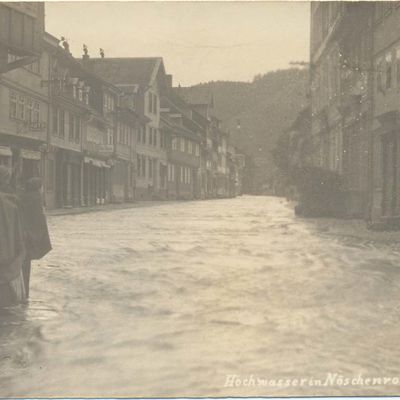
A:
[45,1,310,86]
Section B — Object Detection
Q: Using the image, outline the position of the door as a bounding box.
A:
[382,132,398,217]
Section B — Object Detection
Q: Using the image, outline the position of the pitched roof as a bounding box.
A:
[80,57,163,86]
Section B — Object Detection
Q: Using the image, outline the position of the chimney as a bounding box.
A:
[165,74,173,89]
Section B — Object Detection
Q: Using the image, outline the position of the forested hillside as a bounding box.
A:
[185,68,308,178]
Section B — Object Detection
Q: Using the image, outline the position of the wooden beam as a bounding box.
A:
[0,56,38,73]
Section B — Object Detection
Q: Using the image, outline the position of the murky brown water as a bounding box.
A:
[1,196,400,397]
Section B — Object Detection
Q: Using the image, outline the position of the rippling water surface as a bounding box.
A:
[1,196,400,397]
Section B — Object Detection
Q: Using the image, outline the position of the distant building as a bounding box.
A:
[161,91,202,200]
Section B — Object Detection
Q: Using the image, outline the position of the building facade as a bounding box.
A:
[310,2,374,218]
[82,57,169,200]
[0,2,244,209]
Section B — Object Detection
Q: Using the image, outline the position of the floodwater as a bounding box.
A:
[1,196,400,397]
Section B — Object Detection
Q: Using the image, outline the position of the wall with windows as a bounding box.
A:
[0,51,49,141]
[50,106,82,152]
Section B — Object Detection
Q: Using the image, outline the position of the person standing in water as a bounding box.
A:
[19,177,52,298]
[0,166,26,306]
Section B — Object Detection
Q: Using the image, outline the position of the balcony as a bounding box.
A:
[14,119,47,141]
[97,144,114,157]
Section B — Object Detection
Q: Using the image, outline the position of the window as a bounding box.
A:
[59,110,65,138]
[172,137,177,150]
[148,92,153,113]
[154,129,158,147]
[69,113,75,141]
[53,108,59,136]
[26,59,40,74]
[180,138,185,152]
[107,127,114,145]
[195,143,200,157]
[377,58,384,93]
[160,131,164,148]
[188,141,193,154]
[141,127,146,144]
[26,99,33,122]
[104,93,115,111]
[386,51,392,89]
[33,102,40,124]
[180,166,184,183]
[142,156,146,177]
[396,48,400,86]
[10,91,17,118]
[18,95,25,120]
[137,155,141,176]
[75,117,81,143]
[149,158,153,178]
[153,94,157,114]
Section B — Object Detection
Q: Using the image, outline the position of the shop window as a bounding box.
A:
[149,158,153,178]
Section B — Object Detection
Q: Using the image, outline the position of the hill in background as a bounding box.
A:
[181,68,308,181]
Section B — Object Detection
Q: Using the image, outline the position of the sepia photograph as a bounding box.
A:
[1,0,400,398]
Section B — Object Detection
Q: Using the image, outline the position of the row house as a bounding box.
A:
[310,1,400,225]
[310,2,373,218]
[371,2,400,222]
[178,87,232,198]
[44,33,136,208]
[81,57,168,200]
[161,89,202,200]
[0,3,48,192]
[1,2,244,208]
[227,144,245,197]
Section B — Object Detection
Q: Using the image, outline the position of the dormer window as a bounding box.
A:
[104,92,115,111]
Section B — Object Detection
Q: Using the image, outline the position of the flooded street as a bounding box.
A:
[1,195,400,397]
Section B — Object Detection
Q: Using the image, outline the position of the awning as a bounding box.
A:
[0,146,12,157]
[84,156,110,168]
[21,149,41,160]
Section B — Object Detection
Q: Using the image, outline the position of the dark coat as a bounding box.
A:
[0,192,26,283]
[19,190,52,260]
